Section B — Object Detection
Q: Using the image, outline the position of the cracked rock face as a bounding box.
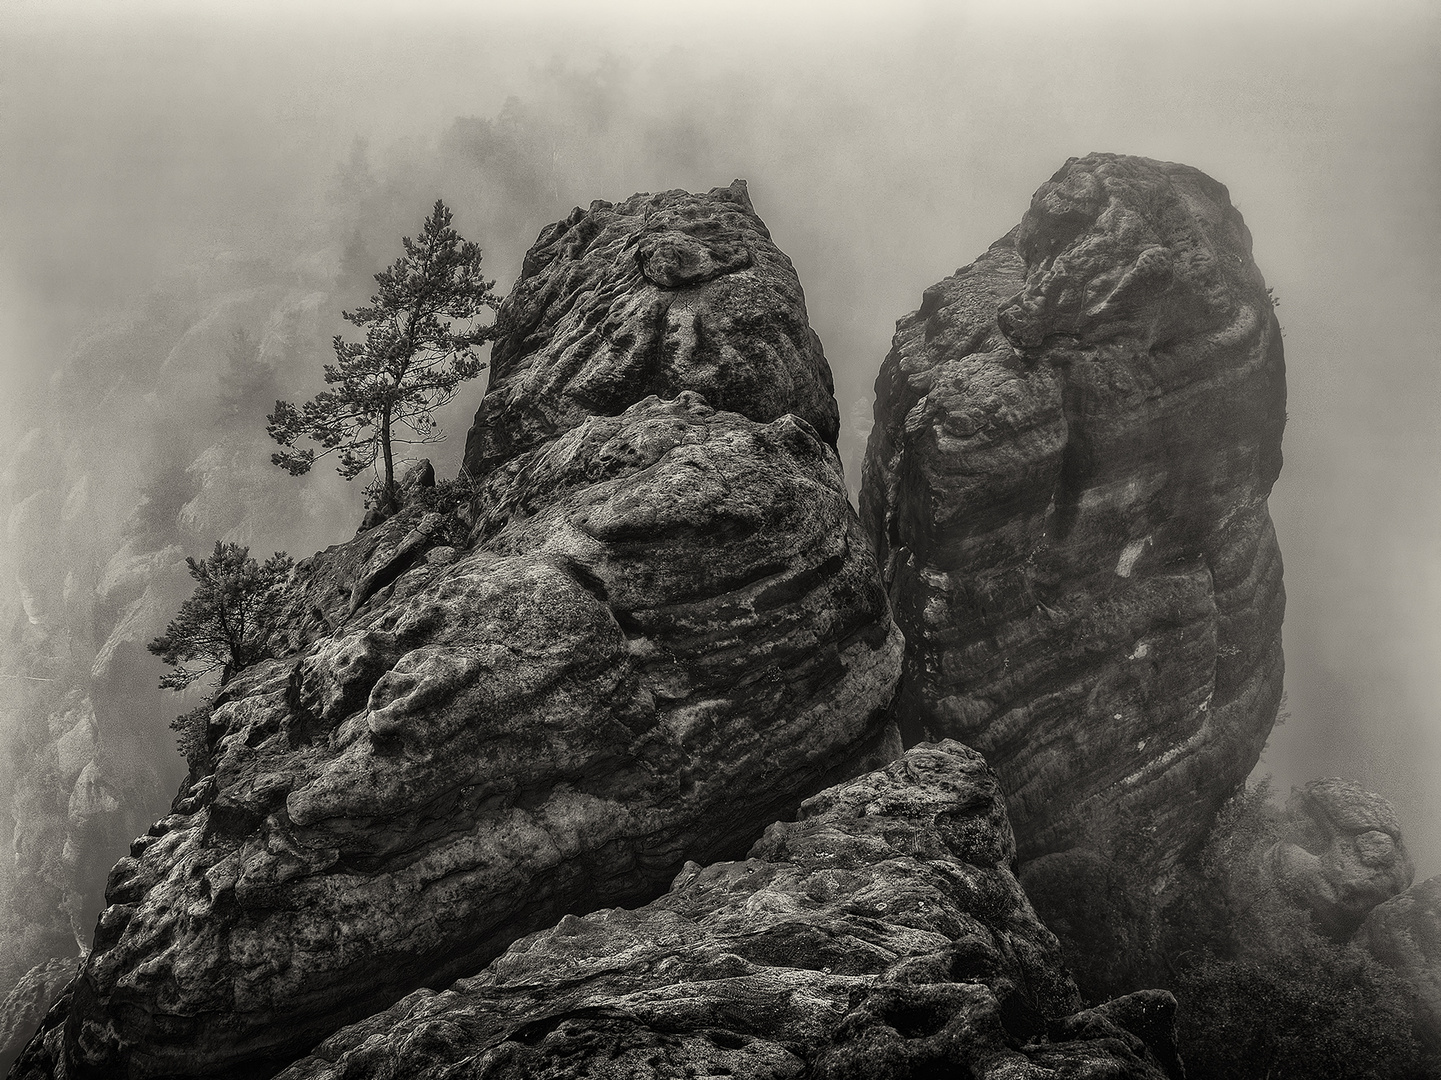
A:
[1267,778,1414,940]
[18,182,902,1080]
[276,742,1180,1080]
[860,154,1286,871]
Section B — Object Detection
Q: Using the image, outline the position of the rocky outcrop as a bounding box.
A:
[461,180,839,479]
[18,182,903,1079]
[861,153,1286,871]
[1356,874,1441,1053]
[276,742,1180,1080]
[0,958,76,1077]
[1266,778,1414,940]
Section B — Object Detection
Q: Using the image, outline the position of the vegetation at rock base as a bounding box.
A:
[268,199,499,513]
[1176,941,1422,1079]
[1030,780,1432,1079]
[406,473,482,518]
[148,541,294,692]
[1167,782,1427,1079]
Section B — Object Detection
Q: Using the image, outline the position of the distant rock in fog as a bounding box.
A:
[861,153,1287,873]
[1357,874,1441,1054]
[1266,777,1414,940]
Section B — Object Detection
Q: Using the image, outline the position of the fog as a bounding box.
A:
[1,0,1438,963]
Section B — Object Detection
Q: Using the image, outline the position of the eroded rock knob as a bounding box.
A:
[1265,777,1413,939]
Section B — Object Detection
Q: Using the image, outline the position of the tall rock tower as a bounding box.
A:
[862,154,1286,874]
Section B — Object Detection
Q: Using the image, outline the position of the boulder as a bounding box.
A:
[20,182,902,1080]
[1356,874,1441,1053]
[860,153,1286,871]
[1266,777,1413,939]
[276,742,1180,1080]
[353,460,435,534]
[397,458,434,497]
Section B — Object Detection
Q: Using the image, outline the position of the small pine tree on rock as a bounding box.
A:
[267,199,499,513]
[148,541,294,692]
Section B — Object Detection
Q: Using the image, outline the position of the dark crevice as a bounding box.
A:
[1049,375,1093,544]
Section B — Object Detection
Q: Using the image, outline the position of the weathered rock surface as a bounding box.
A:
[1356,874,1441,1053]
[0,958,76,1077]
[276,742,1179,1080]
[462,179,839,480]
[861,153,1286,871]
[1266,778,1413,940]
[19,182,902,1080]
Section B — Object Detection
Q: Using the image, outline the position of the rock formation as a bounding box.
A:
[1357,874,1441,1053]
[861,153,1287,871]
[273,742,1180,1080]
[1265,777,1414,940]
[460,180,840,477]
[0,959,75,1077]
[15,182,903,1079]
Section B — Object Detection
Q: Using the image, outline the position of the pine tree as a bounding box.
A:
[268,199,498,511]
[147,542,293,691]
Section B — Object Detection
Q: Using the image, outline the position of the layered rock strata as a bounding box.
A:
[861,153,1287,870]
[17,182,903,1079]
[276,742,1181,1080]
[1266,778,1413,940]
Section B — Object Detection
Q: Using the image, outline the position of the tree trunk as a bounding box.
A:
[380,407,396,512]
